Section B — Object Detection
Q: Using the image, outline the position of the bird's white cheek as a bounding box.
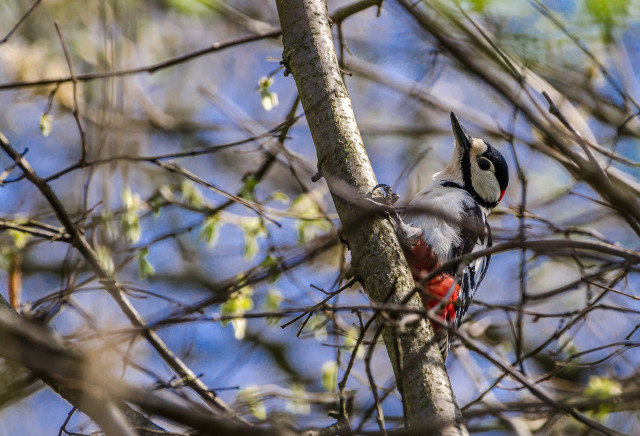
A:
[472,171,501,203]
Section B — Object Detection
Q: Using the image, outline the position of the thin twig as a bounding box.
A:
[54,22,87,163]
[0,0,42,45]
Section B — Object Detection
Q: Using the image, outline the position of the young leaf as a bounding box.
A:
[290,193,332,243]
[96,245,115,274]
[237,386,267,421]
[220,285,254,340]
[239,175,259,202]
[321,361,338,392]
[285,383,310,415]
[343,327,365,359]
[305,314,328,340]
[240,217,267,261]
[121,187,142,243]
[584,376,622,419]
[7,229,31,250]
[259,254,281,283]
[263,288,283,326]
[135,247,155,280]
[39,114,53,136]
[271,191,290,205]
[199,215,221,247]
[180,180,203,208]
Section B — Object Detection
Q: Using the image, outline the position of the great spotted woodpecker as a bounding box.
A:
[378,113,509,359]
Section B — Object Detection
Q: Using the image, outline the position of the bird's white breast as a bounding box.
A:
[403,183,471,262]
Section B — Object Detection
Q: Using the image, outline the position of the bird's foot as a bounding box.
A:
[370,183,399,207]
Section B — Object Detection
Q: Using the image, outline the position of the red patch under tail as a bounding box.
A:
[404,239,460,328]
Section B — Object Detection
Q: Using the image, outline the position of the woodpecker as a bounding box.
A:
[378,113,509,359]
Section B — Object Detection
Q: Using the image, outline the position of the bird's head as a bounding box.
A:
[436,113,509,209]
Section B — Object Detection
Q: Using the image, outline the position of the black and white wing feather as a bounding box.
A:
[450,199,492,328]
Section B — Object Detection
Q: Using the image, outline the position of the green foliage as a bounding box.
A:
[96,245,115,274]
[236,385,267,421]
[7,229,31,250]
[135,247,155,280]
[585,0,630,43]
[260,254,281,283]
[240,217,267,261]
[39,114,52,136]
[285,383,310,415]
[163,0,217,16]
[343,327,365,359]
[198,214,221,247]
[221,285,254,340]
[320,360,338,392]
[585,0,629,32]
[306,314,328,341]
[290,194,332,243]
[584,376,622,420]
[121,186,142,244]
[100,211,118,242]
[0,227,28,271]
[271,191,290,205]
[180,180,204,209]
[467,0,491,12]
[239,175,259,202]
[263,288,284,326]
[257,76,279,111]
[148,195,164,218]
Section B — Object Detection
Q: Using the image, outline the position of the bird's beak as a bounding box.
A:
[450,112,471,152]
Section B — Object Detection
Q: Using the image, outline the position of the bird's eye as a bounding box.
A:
[478,157,492,171]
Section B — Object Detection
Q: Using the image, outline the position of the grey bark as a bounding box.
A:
[275,0,468,434]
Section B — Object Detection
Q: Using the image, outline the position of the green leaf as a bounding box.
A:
[285,383,310,415]
[237,386,267,421]
[321,361,338,392]
[199,215,221,247]
[121,213,141,244]
[271,191,290,205]
[584,376,622,419]
[121,187,142,243]
[240,217,267,261]
[296,219,332,244]
[585,0,629,42]
[135,247,155,280]
[39,114,53,136]
[180,180,203,208]
[263,288,283,326]
[290,194,332,243]
[305,314,328,340]
[239,175,259,202]
[585,0,628,25]
[96,245,115,274]
[148,196,164,218]
[343,327,365,359]
[7,229,31,250]
[220,285,254,339]
[259,254,281,283]
[163,0,215,16]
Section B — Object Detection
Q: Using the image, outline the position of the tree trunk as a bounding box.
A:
[275,0,468,434]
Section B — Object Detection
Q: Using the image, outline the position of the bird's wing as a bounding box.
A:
[452,200,491,327]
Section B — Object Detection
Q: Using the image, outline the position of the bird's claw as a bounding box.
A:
[371,183,399,207]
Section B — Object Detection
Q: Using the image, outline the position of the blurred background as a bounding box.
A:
[0,0,639,434]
